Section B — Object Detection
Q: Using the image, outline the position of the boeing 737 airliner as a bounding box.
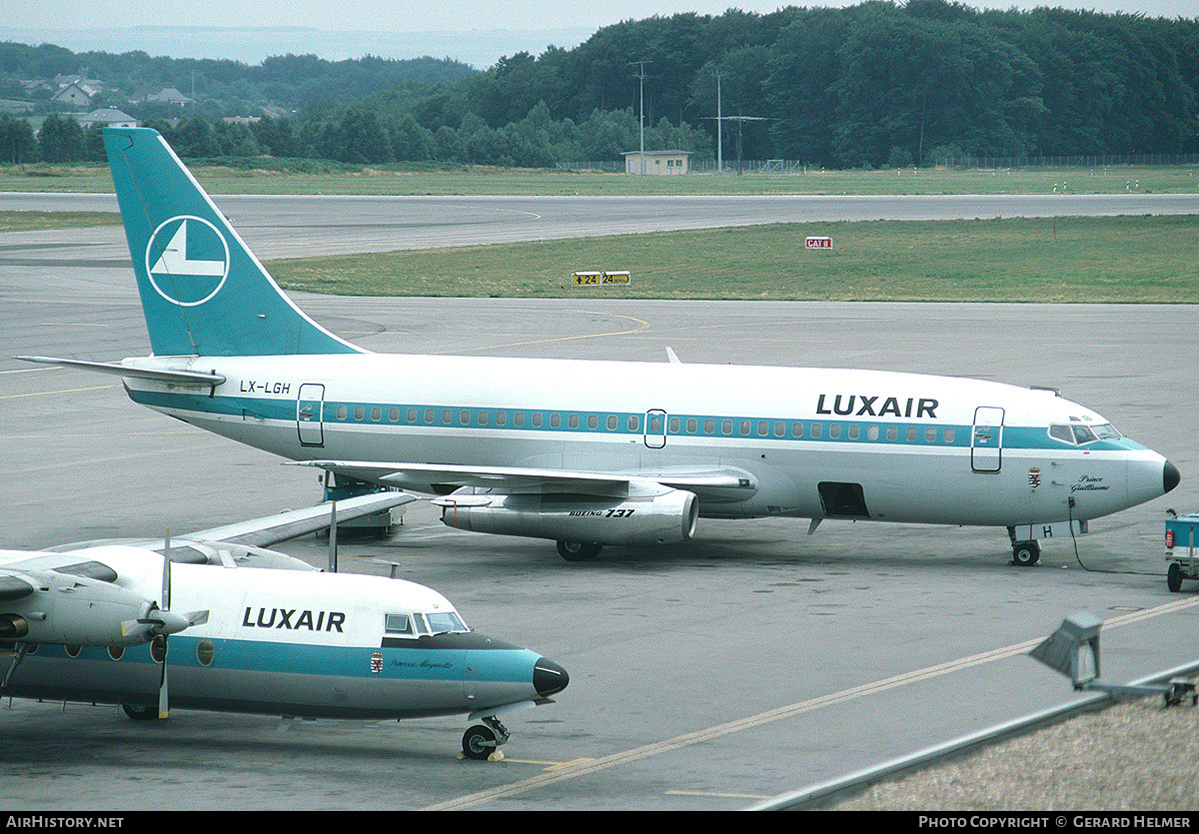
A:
[21,127,1180,565]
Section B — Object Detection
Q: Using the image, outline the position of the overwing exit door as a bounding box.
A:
[644,409,667,449]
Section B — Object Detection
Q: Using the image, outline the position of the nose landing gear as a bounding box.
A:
[461,715,510,761]
[1007,526,1042,567]
[1012,540,1041,567]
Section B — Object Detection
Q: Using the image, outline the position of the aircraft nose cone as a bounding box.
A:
[1165,460,1181,494]
[533,657,569,697]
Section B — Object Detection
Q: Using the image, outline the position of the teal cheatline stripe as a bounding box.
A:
[63,637,539,683]
[133,388,1139,454]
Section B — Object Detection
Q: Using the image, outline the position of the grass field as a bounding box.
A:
[267,215,1199,304]
[3,165,1195,304]
[0,161,1196,196]
[0,210,120,232]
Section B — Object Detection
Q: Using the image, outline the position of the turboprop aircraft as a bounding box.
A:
[0,493,569,761]
[20,126,1180,567]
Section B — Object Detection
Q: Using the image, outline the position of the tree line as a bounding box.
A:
[0,44,475,114]
[3,2,1197,169]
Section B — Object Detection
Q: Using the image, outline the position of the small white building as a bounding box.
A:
[623,150,691,175]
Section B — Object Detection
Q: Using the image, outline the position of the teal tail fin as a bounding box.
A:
[104,126,362,357]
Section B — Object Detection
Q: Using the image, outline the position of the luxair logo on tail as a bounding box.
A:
[145,216,230,306]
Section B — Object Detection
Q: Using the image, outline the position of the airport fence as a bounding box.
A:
[941,154,1199,169]
[554,159,816,174]
[557,155,1199,174]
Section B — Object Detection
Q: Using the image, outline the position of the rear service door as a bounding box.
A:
[297,383,325,447]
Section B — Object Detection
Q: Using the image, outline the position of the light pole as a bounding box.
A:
[630,60,651,174]
[713,68,723,174]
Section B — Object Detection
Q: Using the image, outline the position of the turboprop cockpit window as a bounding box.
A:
[385,613,413,635]
[424,611,468,634]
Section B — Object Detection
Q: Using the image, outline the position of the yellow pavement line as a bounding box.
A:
[425,594,1199,810]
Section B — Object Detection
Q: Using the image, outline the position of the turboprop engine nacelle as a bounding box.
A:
[435,485,699,546]
[0,571,171,648]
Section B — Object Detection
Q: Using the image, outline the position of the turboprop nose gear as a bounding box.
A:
[460,655,570,760]
[461,716,510,761]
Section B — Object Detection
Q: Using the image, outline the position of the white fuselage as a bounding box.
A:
[1,546,555,719]
[122,353,1171,530]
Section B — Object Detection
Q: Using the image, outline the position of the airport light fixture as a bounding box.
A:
[1030,612,1197,706]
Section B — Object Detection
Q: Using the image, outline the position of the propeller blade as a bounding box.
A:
[162,531,171,611]
[158,535,171,719]
[158,642,169,719]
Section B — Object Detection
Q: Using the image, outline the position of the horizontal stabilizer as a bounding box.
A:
[16,356,225,386]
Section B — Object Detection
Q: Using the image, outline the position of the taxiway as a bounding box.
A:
[0,194,1195,810]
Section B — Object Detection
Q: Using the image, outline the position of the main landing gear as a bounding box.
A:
[461,715,510,761]
[556,540,603,561]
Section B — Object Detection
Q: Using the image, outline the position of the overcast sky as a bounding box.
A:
[7,1,1196,68]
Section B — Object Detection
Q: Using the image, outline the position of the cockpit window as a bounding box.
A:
[394,611,469,636]
[385,614,413,635]
[425,611,468,634]
[1050,423,1122,446]
[1049,424,1075,444]
[1093,423,1122,440]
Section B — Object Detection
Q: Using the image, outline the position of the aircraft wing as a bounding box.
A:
[180,491,416,547]
[0,551,194,647]
[295,460,757,504]
[44,491,419,557]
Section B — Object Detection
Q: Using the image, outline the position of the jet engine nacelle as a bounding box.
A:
[436,486,699,546]
[0,571,163,648]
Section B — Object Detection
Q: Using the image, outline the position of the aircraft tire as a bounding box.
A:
[122,703,157,721]
[462,725,498,760]
[557,540,603,561]
[1167,562,1183,593]
[1012,541,1040,567]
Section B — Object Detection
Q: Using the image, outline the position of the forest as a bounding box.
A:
[3,1,1198,169]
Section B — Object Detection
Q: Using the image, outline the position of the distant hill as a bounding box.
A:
[0,26,594,71]
[0,40,480,112]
